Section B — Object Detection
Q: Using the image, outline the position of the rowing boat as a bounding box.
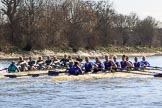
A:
[1,69,66,78]
[1,69,162,79]
[52,70,161,81]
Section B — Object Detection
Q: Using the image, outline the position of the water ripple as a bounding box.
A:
[0,76,162,108]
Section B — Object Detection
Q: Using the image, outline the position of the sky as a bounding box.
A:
[109,0,162,22]
[0,0,162,22]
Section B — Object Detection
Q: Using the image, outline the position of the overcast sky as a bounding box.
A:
[109,0,162,22]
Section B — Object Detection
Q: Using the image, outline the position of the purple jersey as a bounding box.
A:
[140,61,150,67]
[103,61,112,70]
[94,62,104,69]
[83,62,93,72]
[68,65,83,75]
[134,62,141,68]
[120,61,127,69]
[134,62,141,70]
[115,61,120,67]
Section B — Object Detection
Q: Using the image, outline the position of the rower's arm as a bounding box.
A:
[126,61,133,67]
[111,61,117,68]
[16,67,20,72]
[147,61,150,66]
[37,61,44,64]
[78,67,83,74]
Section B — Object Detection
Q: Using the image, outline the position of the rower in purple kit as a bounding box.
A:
[120,55,133,71]
[93,57,104,73]
[120,55,127,71]
[68,61,83,75]
[140,56,150,68]
[112,55,120,71]
[126,56,134,69]
[103,54,117,72]
[133,57,141,70]
[82,56,93,74]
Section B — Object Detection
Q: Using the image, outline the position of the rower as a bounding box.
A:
[82,56,93,73]
[45,56,52,69]
[28,56,36,70]
[67,55,74,68]
[52,56,60,68]
[120,55,133,71]
[68,61,83,75]
[112,55,120,71]
[112,55,120,68]
[126,56,133,67]
[93,57,104,73]
[120,55,127,70]
[76,55,83,63]
[8,62,19,73]
[36,57,45,70]
[60,54,69,67]
[140,56,150,67]
[133,57,141,70]
[17,57,28,71]
[103,54,117,72]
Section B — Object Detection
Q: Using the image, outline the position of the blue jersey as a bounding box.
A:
[94,62,104,69]
[140,61,150,67]
[134,62,141,68]
[134,62,141,70]
[93,62,104,73]
[115,61,120,68]
[68,65,83,75]
[120,61,127,69]
[103,61,112,70]
[83,62,93,72]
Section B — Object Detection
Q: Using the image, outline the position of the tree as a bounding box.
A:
[134,16,158,46]
[1,0,21,44]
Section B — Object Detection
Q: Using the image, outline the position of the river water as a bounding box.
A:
[0,56,162,108]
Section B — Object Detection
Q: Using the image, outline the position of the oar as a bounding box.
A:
[108,67,159,76]
[144,66,162,71]
[0,68,8,71]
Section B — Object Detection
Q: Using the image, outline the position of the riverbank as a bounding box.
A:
[0,46,162,60]
[0,50,162,60]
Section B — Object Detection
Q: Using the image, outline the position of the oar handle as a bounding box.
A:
[0,68,8,71]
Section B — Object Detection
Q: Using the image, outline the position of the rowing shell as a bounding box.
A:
[52,70,161,81]
[2,69,66,78]
[1,69,162,79]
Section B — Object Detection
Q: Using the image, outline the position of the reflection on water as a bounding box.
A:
[1,56,162,108]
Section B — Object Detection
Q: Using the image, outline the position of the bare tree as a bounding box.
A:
[0,0,161,52]
[1,0,20,44]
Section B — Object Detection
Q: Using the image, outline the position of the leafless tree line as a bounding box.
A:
[0,0,161,52]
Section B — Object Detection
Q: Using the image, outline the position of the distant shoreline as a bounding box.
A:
[0,49,162,60]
